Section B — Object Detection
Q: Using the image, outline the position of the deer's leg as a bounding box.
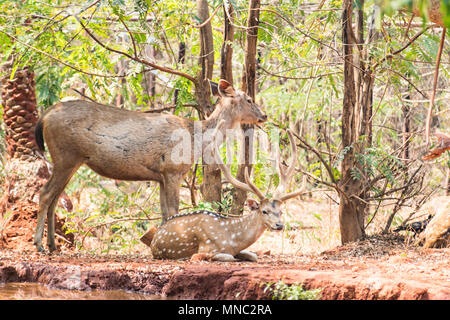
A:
[211,253,238,262]
[162,173,182,220]
[159,181,168,224]
[45,194,62,252]
[34,162,79,252]
[235,250,258,262]
[197,242,237,262]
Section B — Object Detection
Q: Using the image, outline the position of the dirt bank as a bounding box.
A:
[0,235,448,300]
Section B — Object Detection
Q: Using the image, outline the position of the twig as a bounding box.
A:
[425,27,446,145]
[381,67,428,99]
[142,106,176,113]
[373,25,433,69]
[80,216,160,248]
[403,14,415,40]
[259,8,341,56]
[118,16,138,59]
[382,164,423,233]
[291,131,337,184]
[260,65,340,80]
[192,4,222,28]
[32,0,72,8]
[70,88,97,103]
[365,179,388,229]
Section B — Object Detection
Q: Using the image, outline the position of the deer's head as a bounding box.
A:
[247,198,284,230]
[211,79,267,125]
[214,121,305,232]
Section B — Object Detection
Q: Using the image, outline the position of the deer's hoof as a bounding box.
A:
[191,253,211,261]
[235,250,258,262]
[34,243,45,253]
[211,253,238,262]
[48,243,58,253]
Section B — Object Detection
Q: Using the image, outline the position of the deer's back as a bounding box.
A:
[41,100,193,181]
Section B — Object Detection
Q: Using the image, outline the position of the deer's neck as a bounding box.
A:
[202,104,238,134]
[227,213,266,252]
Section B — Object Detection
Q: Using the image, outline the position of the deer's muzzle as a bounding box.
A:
[257,114,268,123]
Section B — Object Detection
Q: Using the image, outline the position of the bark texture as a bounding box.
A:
[0,64,73,249]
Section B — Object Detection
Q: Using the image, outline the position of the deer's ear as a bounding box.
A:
[246,199,260,211]
[218,79,236,97]
[209,80,220,97]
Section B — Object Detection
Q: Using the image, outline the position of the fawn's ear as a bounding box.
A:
[246,199,260,211]
[218,79,236,97]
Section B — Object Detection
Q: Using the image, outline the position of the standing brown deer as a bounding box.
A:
[33,80,266,252]
[144,123,305,261]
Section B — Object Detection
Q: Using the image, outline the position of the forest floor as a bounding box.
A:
[0,195,448,300]
[0,234,448,300]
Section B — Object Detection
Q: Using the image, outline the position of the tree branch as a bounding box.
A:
[0,30,131,78]
[74,14,198,84]
[118,16,138,59]
[291,131,337,184]
[191,4,222,28]
[372,25,433,70]
[260,65,341,80]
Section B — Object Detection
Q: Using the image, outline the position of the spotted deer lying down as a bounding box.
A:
[141,122,305,262]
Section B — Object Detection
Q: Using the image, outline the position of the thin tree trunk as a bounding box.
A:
[402,89,411,163]
[143,45,156,106]
[230,0,260,215]
[173,42,186,106]
[221,0,234,83]
[115,58,127,108]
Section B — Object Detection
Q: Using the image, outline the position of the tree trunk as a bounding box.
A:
[143,45,156,106]
[173,42,186,106]
[196,0,222,205]
[230,0,260,215]
[0,63,73,250]
[115,58,127,108]
[402,85,411,164]
[221,0,234,83]
[241,0,260,100]
[338,0,365,244]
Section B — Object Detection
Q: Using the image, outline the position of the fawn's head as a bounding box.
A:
[212,79,267,125]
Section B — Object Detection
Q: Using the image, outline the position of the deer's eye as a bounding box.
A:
[247,97,252,103]
[262,210,268,215]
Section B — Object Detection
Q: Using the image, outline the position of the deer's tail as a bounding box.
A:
[35,117,45,152]
[140,227,157,247]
